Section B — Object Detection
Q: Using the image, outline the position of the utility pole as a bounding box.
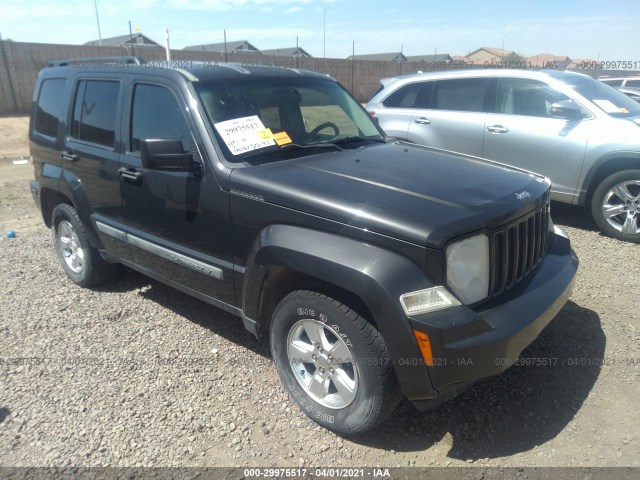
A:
[323,6,331,69]
[164,27,171,61]
[501,32,509,61]
[93,0,102,45]
[350,41,355,93]
[129,21,135,57]
[224,29,228,63]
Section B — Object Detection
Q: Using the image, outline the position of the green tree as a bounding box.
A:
[502,52,526,64]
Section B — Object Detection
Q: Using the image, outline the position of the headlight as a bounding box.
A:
[446,234,490,304]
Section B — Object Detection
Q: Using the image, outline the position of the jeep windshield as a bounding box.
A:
[195,77,384,162]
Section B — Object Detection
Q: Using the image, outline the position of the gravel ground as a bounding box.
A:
[0,119,639,468]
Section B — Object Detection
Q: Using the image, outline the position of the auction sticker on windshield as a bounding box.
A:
[214,115,275,155]
[593,99,628,114]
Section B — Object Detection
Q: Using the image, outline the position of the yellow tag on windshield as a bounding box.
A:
[274,131,293,146]
[257,128,274,140]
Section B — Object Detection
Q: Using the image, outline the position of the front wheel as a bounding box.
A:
[591,169,640,243]
[270,290,400,435]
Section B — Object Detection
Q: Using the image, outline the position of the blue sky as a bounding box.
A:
[0,0,637,59]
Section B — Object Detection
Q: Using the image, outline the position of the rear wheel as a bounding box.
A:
[52,204,117,287]
[591,170,640,243]
[270,290,400,435]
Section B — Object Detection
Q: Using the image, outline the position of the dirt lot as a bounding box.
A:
[0,116,638,469]
[0,117,40,234]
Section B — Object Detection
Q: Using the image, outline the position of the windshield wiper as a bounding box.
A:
[333,136,385,145]
[281,142,343,152]
[238,142,342,161]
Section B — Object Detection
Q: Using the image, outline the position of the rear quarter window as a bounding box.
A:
[382,82,431,108]
[34,78,67,138]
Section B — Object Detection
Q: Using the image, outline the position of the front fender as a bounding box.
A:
[242,224,439,399]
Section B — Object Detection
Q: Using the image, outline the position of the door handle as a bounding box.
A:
[414,117,431,125]
[59,151,79,162]
[118,167,142,182]
[487,125,509,134]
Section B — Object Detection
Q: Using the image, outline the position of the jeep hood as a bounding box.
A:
[229,142,550,249]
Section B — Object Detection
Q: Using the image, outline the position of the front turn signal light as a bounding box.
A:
[413,329,434,367]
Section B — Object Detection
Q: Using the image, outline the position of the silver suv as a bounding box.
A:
[366,69,640,242]
[599,76,640,91]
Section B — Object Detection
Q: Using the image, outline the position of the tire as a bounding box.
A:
[270,290,400,435]
[590,169,640,243]
[51,204,117,287]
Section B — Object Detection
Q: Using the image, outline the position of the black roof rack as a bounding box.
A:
[47,56,146,67]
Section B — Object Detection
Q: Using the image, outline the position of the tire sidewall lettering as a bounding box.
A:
[294,306,354,348]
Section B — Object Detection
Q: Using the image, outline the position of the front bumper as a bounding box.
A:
[403,226,578,406]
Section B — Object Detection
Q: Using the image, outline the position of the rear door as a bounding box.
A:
[63,77,131,260]
[407,77,490,157]
[482,77,590,202]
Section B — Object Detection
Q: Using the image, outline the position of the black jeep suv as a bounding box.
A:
[29,57,578,435]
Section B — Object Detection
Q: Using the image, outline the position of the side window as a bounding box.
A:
[34,78,67,138]
[431,78,489,112]
[131,84,191,153]
[382,82,431,108]
[625,79,640,88]
[71,80,119,147]
[495,78,569,118]
[601,79,623,87]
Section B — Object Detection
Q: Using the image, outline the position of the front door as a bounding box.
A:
[482,77,590,202]
[118,80,236,306]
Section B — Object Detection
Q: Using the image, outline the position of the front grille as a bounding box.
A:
[489,202,551,297]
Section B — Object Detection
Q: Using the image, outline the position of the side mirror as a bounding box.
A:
[140,138,199,172]
[550,100,586,120]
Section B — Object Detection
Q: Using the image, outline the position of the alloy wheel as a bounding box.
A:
[57,220,85,274]
[601,180,640,235]
[287,319,358,409]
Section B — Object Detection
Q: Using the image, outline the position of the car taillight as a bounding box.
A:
[368,111,375,117]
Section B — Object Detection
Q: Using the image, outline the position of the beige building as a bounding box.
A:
[465,47,513,64]
[526,53,571,69]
